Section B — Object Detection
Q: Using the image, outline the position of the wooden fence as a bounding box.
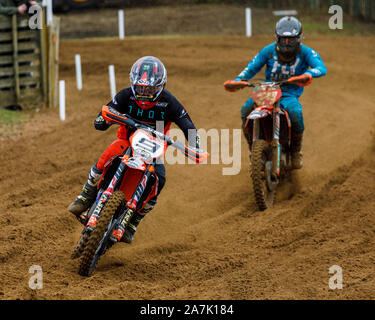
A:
[0,10,59,110]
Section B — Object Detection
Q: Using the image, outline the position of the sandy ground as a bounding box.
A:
[0,34,375,300]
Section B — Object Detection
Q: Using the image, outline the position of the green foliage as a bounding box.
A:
[0,108,27,137]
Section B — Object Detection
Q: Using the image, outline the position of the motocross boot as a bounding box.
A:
[121,203,154,244]
[291,132,303,169]
[68,165,102,218]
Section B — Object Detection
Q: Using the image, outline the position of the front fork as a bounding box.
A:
[126,163,155,211]
[87,155,156,242]
[110,162,156,242]
[86,148,133,231]
[86,160,128,231]
[271,101,281,180]
[252,101,281,181]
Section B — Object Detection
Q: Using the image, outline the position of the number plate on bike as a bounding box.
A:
[129,129,167,163]
[252,85,282,107]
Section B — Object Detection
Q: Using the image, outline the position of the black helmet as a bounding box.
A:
[130,56,167,110]
[275,16,302,63]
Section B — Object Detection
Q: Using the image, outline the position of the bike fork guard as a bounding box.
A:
[86,193,107,231]
[111,208,134,242]
[127,166,155,211]
[111,163,157,242]
[111,166,155,242]
[272,101,281,177]
[252,118,260,143]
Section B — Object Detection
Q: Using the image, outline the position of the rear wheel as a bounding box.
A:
[251,140,276,211]
[78,191,124,276]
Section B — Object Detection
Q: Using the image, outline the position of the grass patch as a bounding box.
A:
[0,108,28,138]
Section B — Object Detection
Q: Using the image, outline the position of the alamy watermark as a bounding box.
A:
[328,265,343,290]
[167,127,242,176]
[28,5,43,30]
[154,121,242,176]
[329,5,343,30]
[28,265,43,290]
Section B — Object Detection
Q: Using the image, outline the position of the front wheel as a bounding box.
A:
[71,201,97,259]
[78,191,125,276]
[251,139,277,211]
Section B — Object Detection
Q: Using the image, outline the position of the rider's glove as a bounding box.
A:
[223,80,249,92]
[95,113,112,130]
[187,146,209,163]
[287,73,313,87]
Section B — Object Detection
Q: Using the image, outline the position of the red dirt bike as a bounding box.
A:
[225,78,308,211]
[71,105,209,277]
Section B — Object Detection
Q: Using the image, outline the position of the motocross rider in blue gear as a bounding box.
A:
[225,16,327,169]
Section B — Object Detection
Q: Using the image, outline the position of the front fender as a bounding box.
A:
[247,108,272,120]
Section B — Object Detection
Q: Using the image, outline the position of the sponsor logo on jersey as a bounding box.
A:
[155,102,168,108]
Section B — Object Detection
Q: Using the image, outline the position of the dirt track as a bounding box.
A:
[1,34,375,300]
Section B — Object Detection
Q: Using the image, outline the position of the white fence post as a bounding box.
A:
[75,54,82,91]
[46,0,53,26]
[109,65,116,99]
[118,10,125,39]
[246,8,252,37]
[59,80,65,121]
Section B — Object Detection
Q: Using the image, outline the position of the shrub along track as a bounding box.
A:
[0,35,374,299]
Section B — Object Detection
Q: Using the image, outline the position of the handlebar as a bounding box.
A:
[246,80,288,87]
[101,105,209,163]
[224,79,288,91]
[101,105,174,145]
[224,74,312,92]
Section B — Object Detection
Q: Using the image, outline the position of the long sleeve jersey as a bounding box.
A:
[95,87,200,148]
[235,43,327,97]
